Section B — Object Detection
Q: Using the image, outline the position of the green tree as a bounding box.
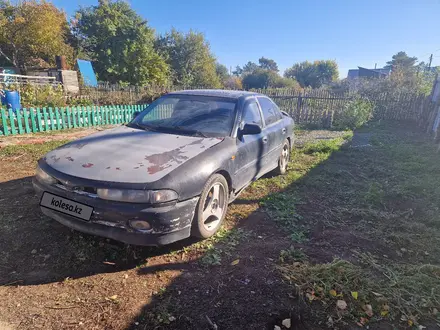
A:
[284,60,338,88]
[258,57,279,72]
[385,51,417,71]
[232,65,243,76]
[156,29,221,88]
[0,0,73,72]
[242,61,259,74]
[242,68,299,89]
[74,0,169,85]
[216,63,229,84]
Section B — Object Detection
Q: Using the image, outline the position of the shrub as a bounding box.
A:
[334,98,373,130]
[1,83,66,108]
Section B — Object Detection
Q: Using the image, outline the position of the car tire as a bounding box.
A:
[191,174,229,239]
[274,139,290,175]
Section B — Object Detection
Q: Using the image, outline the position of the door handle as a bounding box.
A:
[282,128,286,134]
[262,136,268,144]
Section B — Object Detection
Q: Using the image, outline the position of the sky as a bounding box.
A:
[51,0,440,78]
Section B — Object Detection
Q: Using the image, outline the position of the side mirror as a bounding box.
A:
[133,111,141,119]
[241,123,262,135]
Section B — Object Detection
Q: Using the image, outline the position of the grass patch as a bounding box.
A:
[0,139,70,160]
[276,122,440,327]
[198,228,251,266]
[253,136,350,242]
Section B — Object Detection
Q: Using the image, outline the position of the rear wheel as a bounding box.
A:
[274,139,290,175]
[191,174,229,239]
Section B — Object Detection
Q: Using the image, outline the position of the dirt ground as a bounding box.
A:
[0,124,439,329]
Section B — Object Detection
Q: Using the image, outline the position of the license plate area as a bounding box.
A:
[40,192,94,221]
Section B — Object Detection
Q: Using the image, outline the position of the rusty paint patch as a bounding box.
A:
[65,156,74,162]
[82,163,94,168]
[145,148,189,175]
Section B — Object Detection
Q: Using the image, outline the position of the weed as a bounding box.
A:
[279,246,307,263]
[302,138,345,155]
[364,182,385,206]
[290,230,307,243]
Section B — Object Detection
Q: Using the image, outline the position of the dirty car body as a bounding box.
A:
[33,90,294,246]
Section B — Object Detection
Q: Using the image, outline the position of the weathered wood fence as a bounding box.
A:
[1,89,440,144]
[254,88,352,127]
[0,105,146,136]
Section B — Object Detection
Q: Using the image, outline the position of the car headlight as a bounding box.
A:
[97,188,178,204]
[36,165,57,185]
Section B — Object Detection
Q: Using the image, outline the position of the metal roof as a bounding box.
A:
[168,89,261,99]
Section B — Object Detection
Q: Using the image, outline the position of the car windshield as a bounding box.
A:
[130,94,237,137]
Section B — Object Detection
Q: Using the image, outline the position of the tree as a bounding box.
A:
[74,0,169,85]
[385,51,417,71]
[242,68,299,89]
[0,0,73,72]
[156,29,220,88]
[216,63,229,84]
[242,61,259,74]
[224,76,242,90]
[284,60,338,88]
[258,57,278,72]
[232,65,243,76]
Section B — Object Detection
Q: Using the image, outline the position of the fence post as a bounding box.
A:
[55,107,61,130]
[1,108,9,136]
[23,108,31,134]
[9,109,17,135]
[16,109,24,134]
[87,106,92,127]
[30,108,37,133]
[48,108,55,131]
[66,107,72,128]
[36,108,43,132]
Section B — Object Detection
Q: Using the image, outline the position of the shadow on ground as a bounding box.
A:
[0,176,202,285]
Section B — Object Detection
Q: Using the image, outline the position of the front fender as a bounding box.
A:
[147,138,237,201]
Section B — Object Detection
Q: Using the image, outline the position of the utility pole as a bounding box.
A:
[428,54,433,70]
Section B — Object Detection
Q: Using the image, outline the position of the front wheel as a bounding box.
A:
[191,174,229,239]
[274,139,290,175]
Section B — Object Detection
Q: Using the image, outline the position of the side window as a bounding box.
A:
[272,100,283,121]
[242,101,262,126]
[257,97,279,125]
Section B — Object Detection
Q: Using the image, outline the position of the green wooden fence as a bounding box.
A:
[0,104,147,136]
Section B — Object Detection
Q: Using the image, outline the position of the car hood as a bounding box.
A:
[44,126,223,183]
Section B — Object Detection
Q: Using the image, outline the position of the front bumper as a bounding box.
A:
[33,178,199,246]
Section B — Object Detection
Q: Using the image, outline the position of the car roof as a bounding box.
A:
[167,89,264,99]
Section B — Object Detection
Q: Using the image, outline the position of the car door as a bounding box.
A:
[257,97,286,173]
[234,98,266,189]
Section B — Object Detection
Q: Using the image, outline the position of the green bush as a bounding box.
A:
[2,83,66,108]
[334,98,373,130]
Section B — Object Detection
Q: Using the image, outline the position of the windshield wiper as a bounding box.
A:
[173,126,209,138]
[144,125,209,138]
[127,122,150,131]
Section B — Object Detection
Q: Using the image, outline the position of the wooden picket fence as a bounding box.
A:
[1,89,439,144]
[0,104,147,136]
[253,88,353,127]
